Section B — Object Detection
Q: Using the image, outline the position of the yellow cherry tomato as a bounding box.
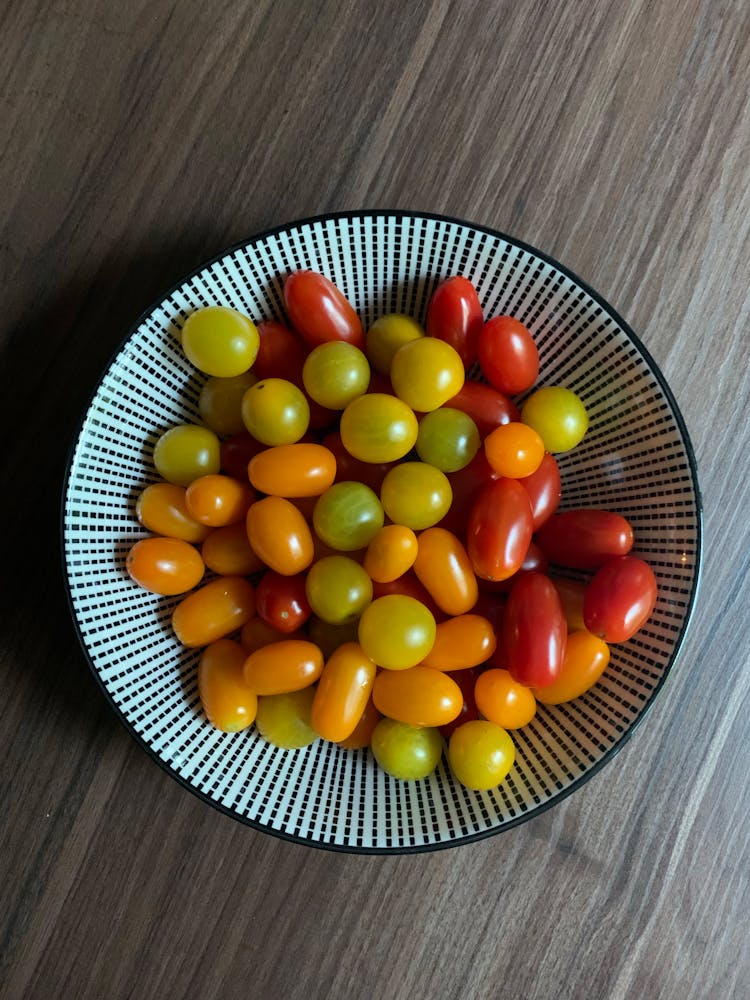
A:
[448,720,515,790]
[181,306,259,377]
[339,393,418,463]
[474,669,537,728]
[255,688,317,749]
[363,524,419,582]
[390,337,464,412]
[366,314,425,374]
[358,595,436,669]
[533,630,610,704]
[241,378,310,445]
[198,639,257,732]
[311,642,377,742]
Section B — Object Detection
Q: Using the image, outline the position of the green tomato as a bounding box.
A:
[313,481,384,551]
[447,720,515,790]
[305,556,373,624]
[153,424,221,486]
[379,462,452,530]
[390,337,464,412]
[358,595,436,669]
[199,371,257,435]
[241,378,310,445]
[255,688,318,749]
[366,314,425,374]
[339,393,418,463]
[371,719,443,780]
[181,306,259,377]
[416,407,480,472]
[302,341,370,409]
[521,386,588,453]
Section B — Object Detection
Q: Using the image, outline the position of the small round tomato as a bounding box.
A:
[305,555,373,624]
[484,422,545,479]
[246,496,314,575]
[534,630,610,704]
[477,316,539,395]
[390,337,464,412]
[255,688,317,749]
[416,408,480,472]
[380,462,452,531]
[583,556,657,642]
[373,666,462,727]
[420,614,496,671]
[185,474,255,527]
[256,571,312,633]
[371,719,443,780]
[426,276,484,369]
[302,341,370,409]
[284,270,364,350]
[201,522,265,576]
[135,483,211,543]
[340,393,418,463]
[412,527,478,616]
[153,425,221,487]
[311,642,377,742]
[199,371,257,435]
[243,639,324,695]
[198,639,257,732]
[358,595,436,670]
[248,443,337,497]
[503,573,566,688]
[363,524,418,583]
[366,314,424,374]
[240,616,304,655]
[253,320,308,383]
[448,720,515,790]
[126,536,204,595]
[172,576,256,648]
[337,696,382,749]
[521,386,588,453]
[241,378,310,446]
[446,381,521,437]
[313,481,384,551]
[474,669,536,729]
[467,478,534,582]
[518,452,561,531]
[219,432,266,481]
[181,306,259,377]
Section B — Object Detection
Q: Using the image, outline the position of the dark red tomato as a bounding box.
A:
[253,320,308,383]
[472,589,506,632]
[484,541,549,593]
[503,572,566,688]
[284,270,365,350]
[477,316,539,396]
[584,555,657,642]
[426,276,484,369]
[255,571,312,633]
[535,509,634,570]
[367,370,394,395]
[439,667,479,739]
[518,452,561,531]
[467,478,534,581]
[220,433,266,481]
[371,572,445,622]
[322,431,395,494]
[440,450,499,537]
[446,381,520,437]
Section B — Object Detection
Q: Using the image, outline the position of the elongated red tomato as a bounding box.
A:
[243,639,324,695]
[426,276,484,368]
[478,316,539,395]
[311,642,377,742]
[503,572,567,688]
[467,478,534,581]
[284,270,365,350]
[583,556,657,642]
[446,381,520,437]
[253,320,308,383]
[518,452,561,531]
[440,450,499,536]
[535,509,634,569]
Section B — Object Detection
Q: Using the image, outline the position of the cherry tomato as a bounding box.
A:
[448,720,515,790]
[472,588,506,633]
[220,432,266,481]
[446,381,520,437]
[181,306,259,377]
[416,408,480,472]
[185,474,255,527]
[484,422,545,479]
[440,450,500,536]
[518,452,561,531]
[502,572,566,688]
[370,719,443,781]
[241,378,310,445]
[172,576,256,648]
[583,556,657,642]
[126,536,205,595]
[488,541,549,593]
[373,666,462,727]
[340,393,418,463]
[477,316,539,395]
[521,386,588,453]
[358,595,436,669]
[302,341,370,409]
[390,337,464,412]
[256,570,312,633]
[255,688,317,748]
[305,555,373,624]
[248,443,337,497]
[337,696,382,749]
[243,639,324,695]
[371,572,445,622]
[467,478,534,581]
[284,270,365,350]
[420,614,496,671]
[246,496,314,575]
[322,431,395,494]
[551,577,587,631]
[240,616,304,654]
[474,669,536,728]
[198,639,258,732]
[153,425,221,486]
[201,522,265,576]
[438,667,479,739]
[253,320,308,383]
[313,481,384,551]
[307,616,361,658]
[198,371,257,435]
[534,630,610,704]
[135,483,211,543]
[366,314,424,374]
[363,524,418,583]
[412,527,478,615]
[311,642,377,742]
[380,462,453,531]
[535,510,634,570]
[426,276,484,368]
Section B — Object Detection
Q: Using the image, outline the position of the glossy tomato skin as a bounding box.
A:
[248,443,337,497]
[503,572,567,688]
[126,536,205,595]
[535,510,634,570]
[583,556,657,642]
[322,431,395,494]
[243,639,324,695]
[426,276,484,368]
[253,320,308,383]
[446,382,520,437]
[310,642,377,742]
[533,630,610,704]
[518,452,561,531]
[372,666,463,727]
[474,668,536,729]
[467,478,534,581]
[256,571,312,633]
[284,270,365,350]
[477,316,539,395]
[488,541,549,594]
[246,496,314,575]
[371,572,445,621]
[135,483,211,543]
[440,450,500,537]
[438,667,479,739]
[420,614,496,671]
[172,576,256,648]
[412,527,478,616]
[198,639,257,732]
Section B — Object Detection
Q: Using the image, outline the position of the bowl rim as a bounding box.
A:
[59,209,704,854]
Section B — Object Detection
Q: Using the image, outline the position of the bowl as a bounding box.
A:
[62,211,702,853]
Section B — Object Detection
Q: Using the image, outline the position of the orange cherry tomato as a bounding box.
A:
[420,614,496,671]
[412,527,478,615]
[240,616,305,654]
[172,576,256,647]
[311,642,377,742]
[243,639,324,695]
[474,668,536,728]
[248,443,337,497]
[372,666,463,727]
[135,483,211,543]
[533,629,610,705]
[551,577,587,631]
[185,474,256,527]
[201,522,266,576]
[484,423,545,479]
[126,536,205,595]
[198,639,257,732]
[246,496,314,575]
[363,524,418,583]
[336,696,382,749]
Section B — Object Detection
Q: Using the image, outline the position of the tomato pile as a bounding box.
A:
[126,270,658,791]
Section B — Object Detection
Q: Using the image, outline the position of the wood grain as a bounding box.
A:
[2,1,749,997]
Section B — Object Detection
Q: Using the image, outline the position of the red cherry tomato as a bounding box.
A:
[253,320,308,383]
[503,572,567,688]
[426,276,484,368]
[446,381,520,437]
[467,478,534,581]
[583,556,657,642]
[284,270,364,350]
[535,510,634,570]
[518,452,561,531]
[485,541,549,593]
[439,667,479,739]
[256,571,312,633]
[477,316,539,395]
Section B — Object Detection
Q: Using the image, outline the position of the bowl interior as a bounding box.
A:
[62,212,701,852]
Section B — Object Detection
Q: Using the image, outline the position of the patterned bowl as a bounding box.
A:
[62,211,702,853]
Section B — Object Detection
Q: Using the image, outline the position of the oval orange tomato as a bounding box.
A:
[198,639,257,732]
[246,496,314,575]
[126,536,205,595]
[248,443,337,497]
[412,527,478,615]
[243,639,324,695]
[420,614,496,671]
[311,642,377,742]
[172,576,256,648]
[372,666,463,727]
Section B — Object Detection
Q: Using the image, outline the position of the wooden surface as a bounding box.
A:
[2,1,749,997]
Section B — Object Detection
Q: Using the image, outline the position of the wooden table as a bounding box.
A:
[3,2,749,997]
